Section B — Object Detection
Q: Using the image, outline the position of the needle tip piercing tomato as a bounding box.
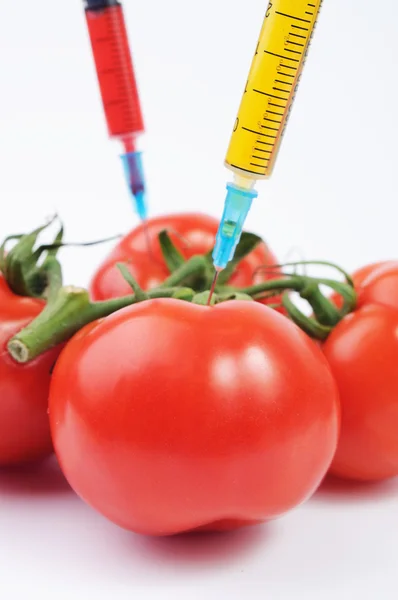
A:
[49,299,339,536]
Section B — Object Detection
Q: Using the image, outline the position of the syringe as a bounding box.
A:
[213,0,323,272]
[83,0,147,220]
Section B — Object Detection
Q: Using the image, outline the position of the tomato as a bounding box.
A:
[324,260,398,481]
[49,299,339,536]
[323,304,398,481]
[90,213,280,304]
[0,277,60,465]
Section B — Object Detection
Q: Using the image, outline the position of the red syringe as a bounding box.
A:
[83,0,147,219]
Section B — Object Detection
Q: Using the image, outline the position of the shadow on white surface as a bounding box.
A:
[133,522,274,569]
[313,474,398,504]
[0,456,72,497]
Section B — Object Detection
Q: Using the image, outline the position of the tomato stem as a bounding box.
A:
[159,255,210,289]
[239,277,305,296]
[158,230,186,273]
[282,294,332,340]
[7,285,189,363]
[300,282,342,326]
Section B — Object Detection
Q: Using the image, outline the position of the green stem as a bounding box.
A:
[282,294,332,341]
[238,277,305,297]
[117,263,149,301]
[158,230,186,273]
[7,286,183,363]
[300,282,342,326]
[316,278,357,316]
[159,255,209,289]
[256,260,354,287]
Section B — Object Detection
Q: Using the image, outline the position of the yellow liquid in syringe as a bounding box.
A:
[226,0,323,181]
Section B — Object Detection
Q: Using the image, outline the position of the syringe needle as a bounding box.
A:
[207,271,219,306]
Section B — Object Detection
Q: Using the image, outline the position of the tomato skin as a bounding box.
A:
[355,261,398,310]
[89,213,279,302]
[332,261,397,310]
[350,262,390,288]
[323,304,398,481]
[49,299,339,536]
[0,277,60,465]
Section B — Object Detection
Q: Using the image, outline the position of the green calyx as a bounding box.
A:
[0,218,64,299]
[7,227,357,365]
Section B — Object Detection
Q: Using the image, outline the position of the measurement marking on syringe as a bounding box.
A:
[252,156,269,161]
[267,110,284,116]
[279,72,295,77]
[253,89,288,101]
[255,148,272,153]
[275,80,292,86]
[250,162,268,168]
[264,51,300,63]
[269,103,285,109]
[308,3,316,6]
[305,12,314,16]
[230,165,264,176]
[285,49,302,55]
[242,127,275,137]
[261,126,279,131]
[290,33,307,39]
[281,64,298,70]
[256,140,274,146]
[264,117,283,123]
[287,41,305,47]
[291,25,309,31]
[275,12,311,23]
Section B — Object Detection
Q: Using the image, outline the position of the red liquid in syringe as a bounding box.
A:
[85,3,144,151]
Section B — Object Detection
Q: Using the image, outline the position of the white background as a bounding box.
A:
[0,0,398,598]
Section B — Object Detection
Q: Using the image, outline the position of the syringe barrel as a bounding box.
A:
[225,0,322,182]
[84,1,144,139]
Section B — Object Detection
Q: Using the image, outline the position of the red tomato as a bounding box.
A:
[49,299,339,536]
[323,304,398,481]
[90,213,280,304]
[0,277,60,465]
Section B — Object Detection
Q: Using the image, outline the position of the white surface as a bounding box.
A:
[0,0,397,597]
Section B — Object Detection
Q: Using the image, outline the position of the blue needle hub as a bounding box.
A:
[120,151,148,220]
[212,183,258,270]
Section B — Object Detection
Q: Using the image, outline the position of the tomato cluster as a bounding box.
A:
[2,215,398,537]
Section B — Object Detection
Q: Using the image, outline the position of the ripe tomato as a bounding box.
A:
[89,213,279,303]
[50,299,339,536]
[0,277,60,465]
[323,304,398,481]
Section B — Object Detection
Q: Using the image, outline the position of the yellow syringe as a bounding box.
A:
[212,0,323,271]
